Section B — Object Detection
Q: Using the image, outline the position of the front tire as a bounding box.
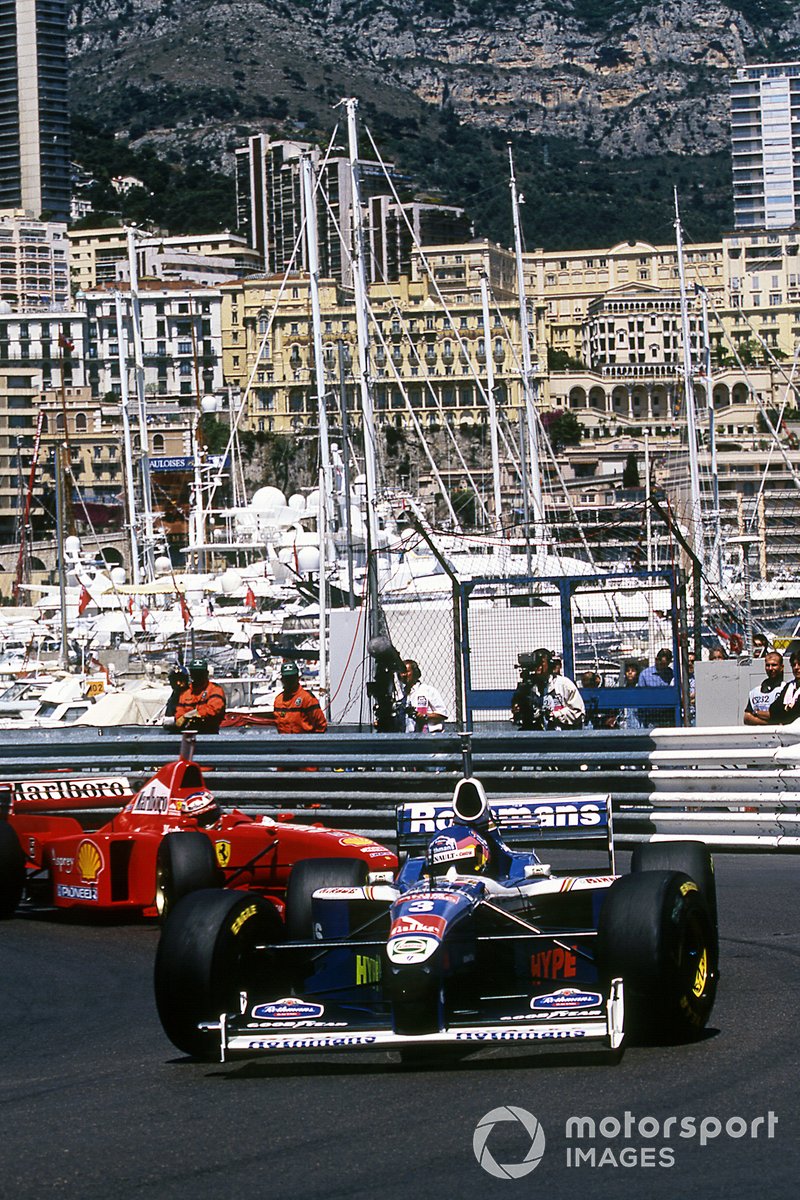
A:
[597,870,717,1044]
[284,856,368,942]
[0,823,25,918]
[631,840,717,943]
[154,832,221,920]
[154,888,284,1059]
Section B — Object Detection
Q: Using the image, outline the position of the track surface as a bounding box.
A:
[1,856,797,1200]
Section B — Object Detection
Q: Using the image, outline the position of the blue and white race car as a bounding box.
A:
[154,778,718,1061]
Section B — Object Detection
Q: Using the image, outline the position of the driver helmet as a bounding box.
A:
[168,665,189,688]
[184,789,220,828]
[426,825,491,877]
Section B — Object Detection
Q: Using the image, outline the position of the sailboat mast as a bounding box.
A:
[508,145,546,546]
[480,272,503,533]
[126,229,156,582]
[301,152,335,526]
[344,97,381,633]
[699,285,723,583]
[674,192,704,564]
[114,291,141,585]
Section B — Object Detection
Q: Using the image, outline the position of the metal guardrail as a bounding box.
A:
[1,725,799,850]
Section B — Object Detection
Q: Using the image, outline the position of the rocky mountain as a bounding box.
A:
[67,1,800,247]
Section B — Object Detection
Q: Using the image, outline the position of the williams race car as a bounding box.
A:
[154,776,718,1060]
[0,734,396,921]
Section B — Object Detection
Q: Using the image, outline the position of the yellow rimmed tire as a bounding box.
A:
[597,870,718,1044]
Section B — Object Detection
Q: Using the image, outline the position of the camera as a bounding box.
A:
[367,635,407,732]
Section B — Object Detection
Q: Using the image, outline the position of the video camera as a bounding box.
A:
[512,651,546,730]
[367,635,409,732]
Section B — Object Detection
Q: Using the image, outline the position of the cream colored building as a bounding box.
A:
[219,268,525,436]
[0,210,70,309]
[68,228,260,292]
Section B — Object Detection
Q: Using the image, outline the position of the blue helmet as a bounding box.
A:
[426,825,491,877]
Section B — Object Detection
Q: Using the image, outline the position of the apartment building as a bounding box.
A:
[731,62,800,231]
[80,282,224,401]
[219,269,524,436]
[0,0,70,222]
[68,227,261,292]
[0,209,69,308]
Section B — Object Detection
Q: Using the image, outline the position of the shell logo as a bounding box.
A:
[76,840,104,884]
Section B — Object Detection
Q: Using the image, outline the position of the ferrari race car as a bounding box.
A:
[0,734,396,921]
[153,776,719,1061]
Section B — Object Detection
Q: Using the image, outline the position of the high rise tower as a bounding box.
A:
[731,62,800,231]
[0,0,70,222]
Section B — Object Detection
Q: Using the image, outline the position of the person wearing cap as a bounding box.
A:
[175,658,226,734]
[271,661,327,734]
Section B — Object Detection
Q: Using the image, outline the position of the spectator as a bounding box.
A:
[580,669,617,730]
[709,646,727,661]
[175,659,226,734]
[687,649,696,726]
[637,647,675,727]
[769,651,800,725]
[397,659,448,733]
[618,659,643,730]
[744,652,785,726]
[638,648,674,687]
[752,633,770,657]
[511,648,585,731]
[272,661,327,734]
[550,655,563,677]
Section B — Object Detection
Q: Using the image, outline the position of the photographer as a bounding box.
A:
[511,648,585,731]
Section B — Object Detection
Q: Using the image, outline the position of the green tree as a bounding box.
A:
[622,452,640,488]
[543,410,582,452]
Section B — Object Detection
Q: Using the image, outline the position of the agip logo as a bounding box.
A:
[473,1106,546,1179]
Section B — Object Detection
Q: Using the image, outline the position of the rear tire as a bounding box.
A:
[597,870,717,1044]
[284,857,368,942]
[154,888,285,1059]
[154,832,221,920]
[0,822,25,918]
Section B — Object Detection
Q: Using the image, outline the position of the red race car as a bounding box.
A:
[0,734,397,921]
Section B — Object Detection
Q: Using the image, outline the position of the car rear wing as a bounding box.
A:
[396,792,615,868]
[0,776,133,815]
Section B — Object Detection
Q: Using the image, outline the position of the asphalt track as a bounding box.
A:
[1,855,797,1200]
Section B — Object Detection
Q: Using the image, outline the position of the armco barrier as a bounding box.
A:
[1,725,799,850]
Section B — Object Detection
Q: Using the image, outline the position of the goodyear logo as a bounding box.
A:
[231,903,257,935]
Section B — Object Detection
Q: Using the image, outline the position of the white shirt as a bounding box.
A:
[404,680,447,733]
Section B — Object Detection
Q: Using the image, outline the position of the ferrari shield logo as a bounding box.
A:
[214,840,232,868]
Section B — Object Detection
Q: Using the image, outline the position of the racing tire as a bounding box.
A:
[597,870,717,1044]
[284,856,368,943]
[154,888,285,1059]
[154,832,221,920]
[631,840,718,955]
[0,822,26,919]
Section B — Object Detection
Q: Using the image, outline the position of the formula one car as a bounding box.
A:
[0,734,396,921]
[154,776,718,1060]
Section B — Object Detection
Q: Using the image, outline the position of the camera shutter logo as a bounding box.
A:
[473,1106,546,1179]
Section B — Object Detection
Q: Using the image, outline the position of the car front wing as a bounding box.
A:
[202,979,625,1061]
